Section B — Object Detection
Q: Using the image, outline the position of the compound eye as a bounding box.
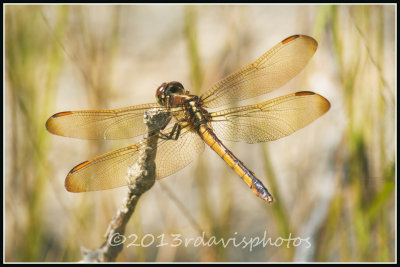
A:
[168,81,184,94]
[156,83,167,96]
[156,83,168,106]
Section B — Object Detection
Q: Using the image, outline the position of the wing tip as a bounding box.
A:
[46,111,73,135]
[64,161,92,192]
[295,91,331,114]
[282,34,318,52]
[45,117,53,132]
[65,176,81,193]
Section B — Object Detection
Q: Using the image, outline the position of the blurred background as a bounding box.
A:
[4,4,396,262]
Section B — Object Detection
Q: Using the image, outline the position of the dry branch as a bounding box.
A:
[81,108,169,262]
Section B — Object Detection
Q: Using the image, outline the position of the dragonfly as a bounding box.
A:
[46,34,330,203]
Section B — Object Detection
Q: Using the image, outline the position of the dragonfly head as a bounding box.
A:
[156,81,185,106]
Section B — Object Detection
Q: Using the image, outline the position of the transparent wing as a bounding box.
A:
[65,123,205,192]
[201,35,318,108]
[154,125,205,180]
[210,91,330,143]
[46,103,168,140]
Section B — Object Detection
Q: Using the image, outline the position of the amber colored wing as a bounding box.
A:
[65,123,205,192]
[45,103,168,140]
[200,35,318,108]
[210,91,330,144]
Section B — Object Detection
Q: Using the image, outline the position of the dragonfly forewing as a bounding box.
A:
[201,35,318,108]
[45,103,165,140]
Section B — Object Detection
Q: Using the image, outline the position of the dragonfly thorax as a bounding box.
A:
[188,99,211,127]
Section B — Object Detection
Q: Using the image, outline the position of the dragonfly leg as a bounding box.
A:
[159,123,181,140]
[159,115,172,130]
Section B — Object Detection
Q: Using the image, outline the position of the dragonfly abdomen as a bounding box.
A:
[198,124,273,203]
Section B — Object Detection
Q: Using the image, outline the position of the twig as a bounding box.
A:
[80,108,169,262]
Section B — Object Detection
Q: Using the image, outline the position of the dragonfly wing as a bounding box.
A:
[154,124,205,180]
[65,123,204,192]
[210,92,330,143]
[201,35,318,108]
[46,103,166,140]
